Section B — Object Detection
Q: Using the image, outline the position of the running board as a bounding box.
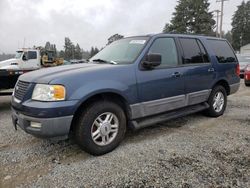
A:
[131,102,209,130]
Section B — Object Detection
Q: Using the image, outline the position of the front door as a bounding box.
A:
[135,37,185,118]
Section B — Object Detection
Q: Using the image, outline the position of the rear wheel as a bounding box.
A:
[204,85,227,117]
[245,82,250,87]
[74,100,126,155]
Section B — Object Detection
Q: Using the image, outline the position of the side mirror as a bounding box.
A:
[22,55,28,61]
[142,53,161,69]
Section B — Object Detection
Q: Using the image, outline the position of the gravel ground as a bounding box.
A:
[0,81,250,188]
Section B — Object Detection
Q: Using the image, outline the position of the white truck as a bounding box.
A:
[0,48,63,90]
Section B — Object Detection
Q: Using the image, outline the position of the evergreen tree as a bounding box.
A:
[90,47,95,57]
[163,23,171,33]
[223,31,232,45]
[232,1,250,51]
[64,37,74,60]
[75,43,82,59]
[59,50,65,58]
[94,47,99,55]
[163,0,215,35]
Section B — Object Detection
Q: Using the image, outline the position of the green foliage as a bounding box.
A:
[62,38,90,60]
[74,43,82,60]
[223,31,232,45]
[232,1,250,50]
[44,41,57,57]
[163,0,215,35]
[90,47,99,57]
[64,37,74,60]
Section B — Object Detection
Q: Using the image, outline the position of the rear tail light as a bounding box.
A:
[236,63,240,76]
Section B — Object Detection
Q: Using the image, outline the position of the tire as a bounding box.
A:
[74,100,126,155]
[245,82,250,87]
[204,85,227,117]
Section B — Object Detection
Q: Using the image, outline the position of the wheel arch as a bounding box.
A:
[70,91,132,132]
[212,79,230,95]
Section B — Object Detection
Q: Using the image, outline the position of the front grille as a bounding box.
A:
[14,81,30,101]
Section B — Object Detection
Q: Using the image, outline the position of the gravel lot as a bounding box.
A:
[0,81,250,188]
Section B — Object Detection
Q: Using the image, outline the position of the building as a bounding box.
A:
[240,44,250,54]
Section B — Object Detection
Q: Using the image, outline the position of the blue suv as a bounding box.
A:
[11,34,240,155]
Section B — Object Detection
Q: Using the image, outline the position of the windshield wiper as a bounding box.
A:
[92,59,117,65]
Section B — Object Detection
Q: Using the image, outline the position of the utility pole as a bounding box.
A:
[213,10,221,37]
[216,0,229,38]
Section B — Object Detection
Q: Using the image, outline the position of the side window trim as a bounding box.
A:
[140,37,181,70]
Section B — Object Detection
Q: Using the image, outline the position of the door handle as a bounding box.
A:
[172,72,182,78]
[208,68,215,72]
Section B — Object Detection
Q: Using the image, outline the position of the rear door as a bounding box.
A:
[135,37,185,118]
[178,38,216,105]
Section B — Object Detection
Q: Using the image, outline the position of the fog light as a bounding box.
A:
[30,122,41,128]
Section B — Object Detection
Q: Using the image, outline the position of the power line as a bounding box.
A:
[216,0,229,38]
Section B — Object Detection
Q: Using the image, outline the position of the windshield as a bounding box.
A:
[237,55,250,64]
[90,37,149,64]
[15,51,23,59]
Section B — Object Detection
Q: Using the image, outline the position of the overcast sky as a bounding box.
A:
[0,0,243,53]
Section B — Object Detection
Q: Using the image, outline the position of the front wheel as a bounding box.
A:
[204,85,227,117]
[74,100,126,155]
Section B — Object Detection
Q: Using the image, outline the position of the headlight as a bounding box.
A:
[32,84,66,101]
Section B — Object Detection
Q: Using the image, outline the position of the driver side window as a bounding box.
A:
[148,38,178,67]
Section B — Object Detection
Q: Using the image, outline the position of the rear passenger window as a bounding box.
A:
[180,38,208,64]
[208,40,237,63]
[28,51,37,59]
[148,38,178,67]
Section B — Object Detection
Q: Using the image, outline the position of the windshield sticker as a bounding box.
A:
[129,40,146,44]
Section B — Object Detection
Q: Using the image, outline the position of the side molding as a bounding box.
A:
[130,89,211,119]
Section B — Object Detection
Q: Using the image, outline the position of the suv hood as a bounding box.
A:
[19,63,114,83]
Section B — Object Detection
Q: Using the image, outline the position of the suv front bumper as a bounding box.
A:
[12,108,73,139]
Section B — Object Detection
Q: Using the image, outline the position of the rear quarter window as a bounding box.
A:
[207,39,237,63]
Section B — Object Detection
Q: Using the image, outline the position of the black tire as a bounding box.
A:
[204,85,227,117]
[74,100,126,156]
[245,82,250,87]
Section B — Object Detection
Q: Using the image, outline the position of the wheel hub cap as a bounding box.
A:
[100,122,111,136]
[91,112,119,146]
[213,91,225,113]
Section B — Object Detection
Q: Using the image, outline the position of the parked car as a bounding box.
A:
[244,64,250,86]
[236,54,250,78]
[11,34,240,155]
